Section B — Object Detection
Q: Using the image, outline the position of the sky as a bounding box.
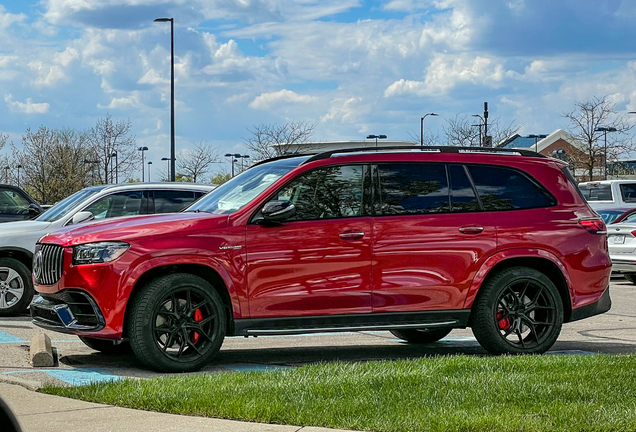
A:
[0,0,635,176]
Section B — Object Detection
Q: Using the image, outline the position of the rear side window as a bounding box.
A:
[467,165,555,211]
[377,163,449,215]
[153,190,198,213]
[620,184,636,203]
[449,165,480,212]
[578,183,613,201]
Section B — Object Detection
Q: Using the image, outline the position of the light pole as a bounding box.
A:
[595,127,617,180]
[528,134,540,153]
[472,114,484,146]
[16,165,22,187]
[138,146,149,181]
[154,17,175,182]
[224,154,237,177]
[147,161,153,182]
[420,113,438,147]
[366,134,387,148]
[111,151,118,184]
[161,157,171,180]
[232,154,249,172]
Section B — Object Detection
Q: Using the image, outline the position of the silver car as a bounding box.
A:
[607,222,636,283]
[0,183,214,316]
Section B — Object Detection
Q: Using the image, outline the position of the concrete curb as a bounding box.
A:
[29,333,54,367]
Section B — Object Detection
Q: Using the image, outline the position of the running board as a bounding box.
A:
[232,310,470,336]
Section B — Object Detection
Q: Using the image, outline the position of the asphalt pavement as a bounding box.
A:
[0,277,634,431]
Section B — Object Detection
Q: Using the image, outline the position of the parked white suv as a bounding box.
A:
[578,180,636,210]
[0,182,214,316]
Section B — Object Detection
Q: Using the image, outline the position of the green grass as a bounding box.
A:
[41,355,636,432]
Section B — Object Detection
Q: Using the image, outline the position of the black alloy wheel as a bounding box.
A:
[128,274,226,372]
[472,267,563,355]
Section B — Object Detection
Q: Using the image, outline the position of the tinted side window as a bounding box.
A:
[449,165,480,212]
[578,183,612,201]
[153,190,197,213]
[83,191,145,219]
[468,165,554,211]
[377,163,449,215]
[272,165,364,221]
[0,189,30,215]
[620,184,636,203]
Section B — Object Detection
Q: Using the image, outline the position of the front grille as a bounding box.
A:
[33,244,65,285]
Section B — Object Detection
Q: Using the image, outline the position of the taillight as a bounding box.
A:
[579,218,607,234]
[631,230,636,237]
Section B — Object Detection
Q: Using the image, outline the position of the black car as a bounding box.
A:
[0,184,42,222]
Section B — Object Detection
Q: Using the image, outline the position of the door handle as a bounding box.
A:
[339,232,365,240]
[459,226,484,234]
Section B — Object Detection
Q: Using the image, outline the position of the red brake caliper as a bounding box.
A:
[496,310,510,330]
[192,308,203,343]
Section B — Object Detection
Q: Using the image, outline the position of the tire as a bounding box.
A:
[0,257,33,317]
[624,273,636,284]
[79,337,131,355]
[128,273,226,373]
[471,266,564,355]
[390,328,452,343]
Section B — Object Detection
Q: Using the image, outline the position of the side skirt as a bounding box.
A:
[232,310,470,337]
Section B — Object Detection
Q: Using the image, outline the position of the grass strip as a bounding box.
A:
[41,354,636,432]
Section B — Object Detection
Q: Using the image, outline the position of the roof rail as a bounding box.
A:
[251,153,316,168]
[301,145,545,165]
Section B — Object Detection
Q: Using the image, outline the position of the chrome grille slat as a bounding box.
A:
[34,243,64,286]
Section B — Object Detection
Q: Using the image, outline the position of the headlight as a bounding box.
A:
[72,242,130,265]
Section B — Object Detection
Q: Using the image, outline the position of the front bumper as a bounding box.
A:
[30,290,105,334]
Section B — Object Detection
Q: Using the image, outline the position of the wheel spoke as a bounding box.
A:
[0,293,7,309]
[170,293,179,316]
[176,331,187,359]
[197,314,215,326]
[519,280,530,304]
[163,332,175,352]
[5,268,21,286]
[7,288,23,300]
[515,327,525,348]
[521,317,539,343]
[186,339,203,356]
[186,289,192,314]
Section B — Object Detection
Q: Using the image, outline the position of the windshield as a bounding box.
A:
[36,186,108,222]
[578,183,613,201]
[186,156,309,215]
[597,210,625,224]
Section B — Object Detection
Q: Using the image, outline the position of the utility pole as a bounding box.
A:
[483,102,490,147]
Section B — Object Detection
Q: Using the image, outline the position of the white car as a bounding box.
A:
[0,182,214,316]
[607,222,636,283]
[578,180,636,210]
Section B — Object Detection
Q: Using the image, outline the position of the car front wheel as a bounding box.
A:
[0,258,33,317]
[128,273,226,373]
[471,267,563,355]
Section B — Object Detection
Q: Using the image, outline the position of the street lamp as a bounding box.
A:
[595,127,617,180]
[138,146,149,181]
[472,114,484,146]
[16,165,22,187]
[528,134,540,153]
[154,17,175,182]
[224,154,237,177]
[161,157,171,180]
[420,113,438,147]
[111,151,118,184]
[366,134,387,148]
[147,161,153,182]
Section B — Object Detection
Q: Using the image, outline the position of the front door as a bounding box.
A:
[246,164,373,318]
[371,163,497,313]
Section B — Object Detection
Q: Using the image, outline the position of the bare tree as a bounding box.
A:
[177,141,220,183]
[564,96,634,181]
[87,113,138,184]
[13,127,92,204]
[443,115,521,147]
[407,129,440,146]
[243,121,316,160]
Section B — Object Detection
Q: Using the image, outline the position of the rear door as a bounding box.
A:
[371,163,497,313]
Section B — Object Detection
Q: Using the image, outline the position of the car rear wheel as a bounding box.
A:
[390,328,452,343]
[79,337,131,355]
[471,267,563,355]
[0,258,33,317]
[128,273,226,373]
[624,273,636,284]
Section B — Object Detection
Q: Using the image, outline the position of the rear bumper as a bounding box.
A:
[611,259,636,273]
[569,287,611,322]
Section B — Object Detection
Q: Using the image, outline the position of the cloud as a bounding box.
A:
[249,89,316,110]
[0,5,27,31]
[4,94,50,114]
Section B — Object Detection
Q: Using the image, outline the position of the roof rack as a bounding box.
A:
[301,145,546,165]
[251,153,316,168]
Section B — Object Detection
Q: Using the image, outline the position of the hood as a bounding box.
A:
[40,212,228,247]
[0,220,52,238]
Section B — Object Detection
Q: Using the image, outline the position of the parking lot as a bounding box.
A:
[1,277,635,390]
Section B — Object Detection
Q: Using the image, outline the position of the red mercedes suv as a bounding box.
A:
[31,147,612,372]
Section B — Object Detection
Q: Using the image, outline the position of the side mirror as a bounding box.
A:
[28,203,42,215]
[261,200,296,223]
[70,211,95,225]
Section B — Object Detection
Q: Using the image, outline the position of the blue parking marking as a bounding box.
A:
[222,363,289,372]
[1,368,123,385]
[0,330,25,344]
